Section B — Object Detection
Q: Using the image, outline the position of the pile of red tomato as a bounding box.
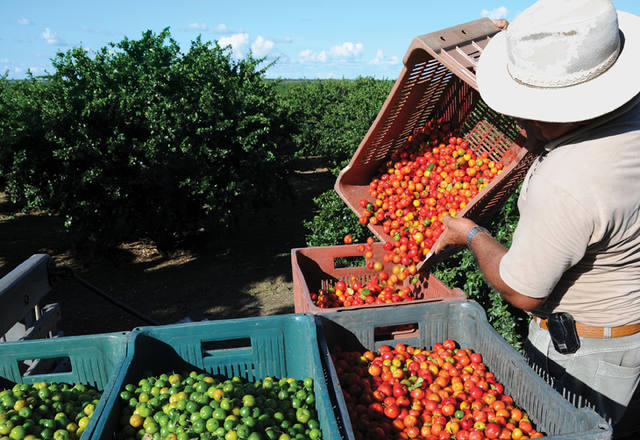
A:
[359,118,502,269]
[332,340,543,440]
[311,118,503,309]
[311,237,418,308]
[309,275,414,309]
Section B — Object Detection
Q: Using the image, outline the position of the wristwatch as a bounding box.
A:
[466,226,490,248]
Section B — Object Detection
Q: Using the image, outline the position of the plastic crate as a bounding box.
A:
[93,314,342,440]
[315,300,612,439]
[335,18,537,269]
[0,332,129,440]
[291,242,465,314]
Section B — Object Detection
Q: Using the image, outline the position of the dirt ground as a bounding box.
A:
[0,157,335,337]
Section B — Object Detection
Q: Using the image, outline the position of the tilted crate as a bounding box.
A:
[335,18,537,268]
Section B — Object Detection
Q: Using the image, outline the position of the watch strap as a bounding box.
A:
[466,226,489,248]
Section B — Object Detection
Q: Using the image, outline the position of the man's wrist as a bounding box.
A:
[466,226,490,249]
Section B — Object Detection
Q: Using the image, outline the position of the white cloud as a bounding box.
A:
[251,36,274,57]
[299,49,327,62]
[481,6,508,20]
[298,41,364,64]
[40,28,69,46]
[218,33,249,57]
[299,49,313,60]
[13,67,23,73]
[329,42,363,58]
[17,18,31,25]
[41,28,59,45]
[213,24,233,34]
[370,49,400,65]
[188,23,208,31]
[188,23,234,34]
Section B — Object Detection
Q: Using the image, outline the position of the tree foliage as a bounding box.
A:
[303,190,369,247]
[0,29,294,249]
[281,77,393,174]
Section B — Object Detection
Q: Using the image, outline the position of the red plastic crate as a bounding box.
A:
[291,242,465,314]
[335,18,537,269]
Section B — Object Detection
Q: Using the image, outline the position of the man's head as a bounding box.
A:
[476,0,640,124]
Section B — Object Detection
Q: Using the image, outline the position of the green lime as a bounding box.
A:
[8,426,25,440]
[212,408,226,421]
[191,418,205,434]
[236,424,250,439]
[52,429,69,440]
[199,406,213,420]
[185,401,198,414]
[205,418,219,433]
[241,395,255,408]
[305,394,315,406]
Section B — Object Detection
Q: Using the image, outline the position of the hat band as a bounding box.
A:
[507,38,621,88]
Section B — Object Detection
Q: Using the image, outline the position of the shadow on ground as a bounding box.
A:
[0,157,335,336]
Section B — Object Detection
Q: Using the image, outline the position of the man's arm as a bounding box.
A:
[431,216,546,311]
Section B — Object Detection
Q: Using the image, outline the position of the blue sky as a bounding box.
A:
[2,1,640,80]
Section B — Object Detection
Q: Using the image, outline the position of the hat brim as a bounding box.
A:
[476,11,640,123]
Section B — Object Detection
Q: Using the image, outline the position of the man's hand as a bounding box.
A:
[433,215,546,312]
[431,216,478,254]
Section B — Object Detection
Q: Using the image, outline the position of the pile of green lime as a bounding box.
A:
[0,382,102,440]
[117,371,322,440]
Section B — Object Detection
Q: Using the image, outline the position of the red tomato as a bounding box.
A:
[384,404,400,419]
[484,423,501,439]
[443,339,457,350]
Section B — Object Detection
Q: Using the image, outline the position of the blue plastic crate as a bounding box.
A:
[316,300,612,440]
[93,313,342,440]
[0,332,129,440]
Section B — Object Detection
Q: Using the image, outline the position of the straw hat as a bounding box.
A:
[476,0,640,123]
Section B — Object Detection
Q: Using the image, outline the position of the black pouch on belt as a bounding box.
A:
[547,312,581,354]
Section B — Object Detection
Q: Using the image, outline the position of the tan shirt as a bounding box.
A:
[499,96,640,327]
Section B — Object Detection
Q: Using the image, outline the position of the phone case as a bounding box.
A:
[548,312,581,354]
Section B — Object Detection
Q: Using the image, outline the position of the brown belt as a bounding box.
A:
[532,315,640,339]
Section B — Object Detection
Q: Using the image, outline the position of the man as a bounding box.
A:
[432,0,640,437]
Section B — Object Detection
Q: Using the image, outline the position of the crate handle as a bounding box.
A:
[374,323,420,341]
[333,255,366,269]
[201,338,252,356]
[10,355,72,380]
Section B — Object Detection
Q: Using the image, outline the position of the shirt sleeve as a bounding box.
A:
[499,176,594,299]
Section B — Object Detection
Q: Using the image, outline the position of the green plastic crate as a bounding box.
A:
[316,300,612,440]
[93,314,342,440]
[0,332,129,440]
